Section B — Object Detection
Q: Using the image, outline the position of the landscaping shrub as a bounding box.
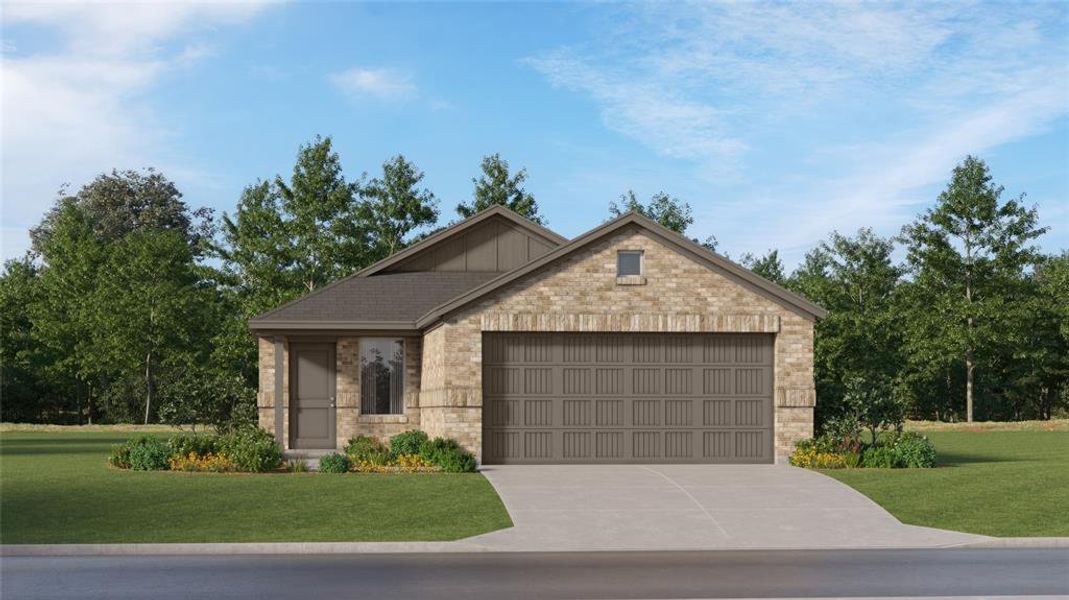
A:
[861,445,897,468]
[169,433,220,458]
[108,441,133,469]
[127,436,171,471]
[318,453,350,473]
[389,430,429,458]
[890,432,937,468]
[344,435,390,465]
[288,458,309,473]
[419,437,477,473]
[789,444,849,469]
[219,426,283,472]
[168,452,234,473]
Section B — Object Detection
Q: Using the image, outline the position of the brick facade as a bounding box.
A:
[258,224,817,462]
[415,226,816,462]
[257,336,422,451]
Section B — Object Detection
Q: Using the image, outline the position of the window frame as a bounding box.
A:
[616,250,644,277]
[359,337,405,416]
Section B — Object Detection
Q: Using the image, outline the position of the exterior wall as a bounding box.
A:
[258,335,422,451]
[257,336,289,447]
[419,226,817,462]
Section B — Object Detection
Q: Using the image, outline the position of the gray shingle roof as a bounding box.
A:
[250,272,500,328]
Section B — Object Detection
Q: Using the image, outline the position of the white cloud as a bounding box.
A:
[1,1,272,258]
[328,67,417,100]
[528,2,1069,265]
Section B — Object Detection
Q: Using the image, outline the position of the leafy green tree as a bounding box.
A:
[358,155,439,263]
[899,156,1047,421]
[1006,252,1069,419]
[30,203,110,422]
[0,258,53,422]
[739,249,786,284]
[92,230,211,423]
[219,135,364,306]
[607,189,717,250]
[788,228,904,431]
[610,190,694,234]
[458,153,545,224]
[31,168,212,255]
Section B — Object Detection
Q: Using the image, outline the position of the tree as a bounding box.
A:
[1007,252,1069,419]
[458,153,545,224]
[899,156,1047,421]
[92,230,211,424]
[30,168,212,255]
[0,258,50,422]
[608,189,718,249]
[610,190,695,234]
[218,135,366,313]
[358,155,439,263]
[788,229,904,431]
[739,249,786,284]
[30,203,109,422]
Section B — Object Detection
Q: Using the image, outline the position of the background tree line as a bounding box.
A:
[2,137,1065,429]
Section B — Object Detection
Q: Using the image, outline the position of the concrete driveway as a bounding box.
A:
[467,464,987,551]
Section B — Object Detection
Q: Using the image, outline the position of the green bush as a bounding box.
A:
[389,430,429,458]
[419,437,477,473]
[219,427,283,472]
[127,436,171,471]
[108,442,133,469]
[318,453,350,473]
[169,433,220,458]
[344,435,390,465]
[891,432,937,468]
[862,445,897,468]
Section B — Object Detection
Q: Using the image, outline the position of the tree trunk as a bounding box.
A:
[144,353,153,425]
[965,347,974,422]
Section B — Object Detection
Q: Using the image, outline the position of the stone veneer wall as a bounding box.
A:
[258,335,422,451]
[418,225,816,461]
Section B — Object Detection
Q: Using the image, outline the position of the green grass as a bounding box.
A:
[0,431,512,544]
[823,430,1069,537]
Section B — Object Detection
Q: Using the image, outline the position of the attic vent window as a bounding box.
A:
[616,250,645,284]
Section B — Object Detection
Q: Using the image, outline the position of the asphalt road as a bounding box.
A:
[3,548,1067,599]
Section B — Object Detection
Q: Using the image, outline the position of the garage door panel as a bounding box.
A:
[483,333,774,464]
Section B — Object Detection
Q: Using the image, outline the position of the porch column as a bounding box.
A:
[274,337,285,444]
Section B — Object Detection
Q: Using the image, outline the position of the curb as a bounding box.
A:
[955,537,1069,549]
[4,538,1068,557]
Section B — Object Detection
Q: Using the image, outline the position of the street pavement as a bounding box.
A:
[3,548,1067,599]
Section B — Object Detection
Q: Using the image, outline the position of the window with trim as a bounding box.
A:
[617,250,643,277]
[360,338,404,415]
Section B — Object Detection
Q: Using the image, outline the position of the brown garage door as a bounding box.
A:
[482,333,774,464]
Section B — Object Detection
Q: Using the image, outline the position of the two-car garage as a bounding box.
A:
[481,332,775,464]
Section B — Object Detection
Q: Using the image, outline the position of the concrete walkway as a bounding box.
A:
[467,464,988,550]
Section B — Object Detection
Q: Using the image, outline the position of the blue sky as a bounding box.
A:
[3,1,1067,267]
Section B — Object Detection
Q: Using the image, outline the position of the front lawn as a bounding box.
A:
[823,428,1069,537]
[0,429,512,544]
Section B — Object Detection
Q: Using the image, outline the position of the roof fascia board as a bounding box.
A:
[248,320,418,332]
[355,205,569,277]
[415,212,827,328]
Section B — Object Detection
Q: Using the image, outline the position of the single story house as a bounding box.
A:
[249,206,826,464]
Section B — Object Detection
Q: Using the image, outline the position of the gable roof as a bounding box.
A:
[355,205,568,277]
[248,272,499,330]
[248,205,568,332]
[414,211,828,327]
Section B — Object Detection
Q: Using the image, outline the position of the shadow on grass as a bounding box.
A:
[937,450,1023,467]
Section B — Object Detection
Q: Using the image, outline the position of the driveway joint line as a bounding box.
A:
[639,466,731,538]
